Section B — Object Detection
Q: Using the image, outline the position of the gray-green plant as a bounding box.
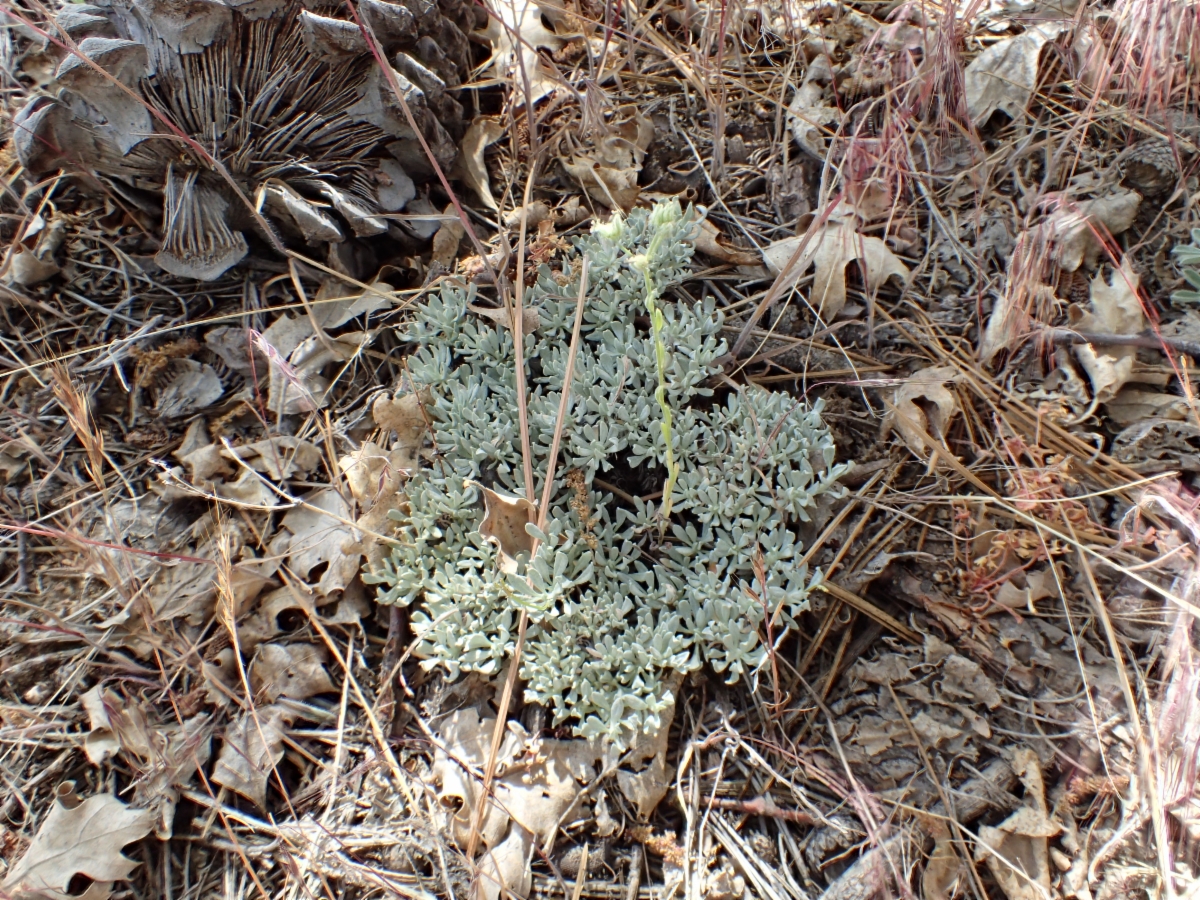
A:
[366,201,850,745]
[1172,228,1200,304]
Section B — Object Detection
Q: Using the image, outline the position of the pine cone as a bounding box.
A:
[15,0,479,280]
[1117,139,1179,197]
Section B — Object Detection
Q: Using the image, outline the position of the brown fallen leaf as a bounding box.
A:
[478,0,566,106]
[614,675,680,819]
[787,77,839,159]
[995,568,1056,612]
[964,23,1066,125]
[267,488,358,597]
[921,818,961,900]
[478,484,537,575]
[221,435,322,481]
[1069,257,1145,409]
[152,359,224,418]
[339,440,411,571]
[975,748,1061,900]
[561,112,654,211]
[692,219,761,267]
[1104,389,1192,428]
[250,642,336,701]
[461,116,505,210]
[432,203,465,267]
[881,365,962,458]
[212,705,291,807]
[372,388,430,469]
[236,584,316,653]
[763,216,910,319]
[468,301,541,334]
[1053,189,1141,272]
[79,689,213,836]
[431,709,601,900]
[2,783,154,900]
[311,277,396,329]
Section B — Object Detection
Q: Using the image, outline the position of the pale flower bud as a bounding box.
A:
[649,200,681,229]
[592,212,624,242]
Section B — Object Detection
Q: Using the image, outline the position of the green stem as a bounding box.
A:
[638,231,678,528]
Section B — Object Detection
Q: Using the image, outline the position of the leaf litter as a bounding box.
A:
[2,0,1200,898]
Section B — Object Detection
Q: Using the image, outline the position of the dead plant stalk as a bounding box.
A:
[465,258,591,862]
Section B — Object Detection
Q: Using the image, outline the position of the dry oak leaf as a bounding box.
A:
[152,360,223,418]
[222,435,322,481]
[212,705,291,808]
[2,784,153,900]
[250,642,336,701]
[763,218,909,320]
[268,488,358,597]
[1069,257,1144,408]
[881,365,962,457]
[478,484,537,575]
[965,23,1066,125]
[431,709,602,900]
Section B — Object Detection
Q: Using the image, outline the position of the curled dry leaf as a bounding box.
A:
[4,213,65,286]
[2,784,153,900]
[250,643,336,701]
[79,689,212,837]
[1053,189,1141,272]
[561,113,654,211]
[230,584,317,654]
[614,677,680,819]
[965,23,1066,125]
[921,818,961,900]
[461,116,505,210]
[692,219,762,267]
[81,687,120,766]
[880,365,962,457]
[152,360,223,418]
[212,705,291,808]
[174,419,232,483]
[1069,257,1144,408]
[994,568,1056,612]
[138,517,273,624]
[1104,389,1191,428]
[941,655,1002,709]
[432,203,466,268]
[478,484,537,575]
[311,278,396,329]
[339,439,411,570]
[205,326,257,373]
[788,78,839,159]
[764,217,909,319]
[975,748,1061,900]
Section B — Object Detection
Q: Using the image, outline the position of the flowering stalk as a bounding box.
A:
[630,201,683,527]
